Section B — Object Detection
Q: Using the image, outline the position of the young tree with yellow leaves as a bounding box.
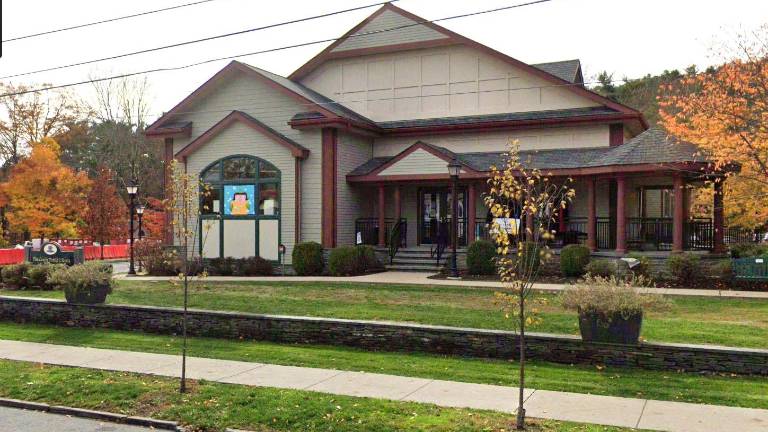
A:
[484,141,574,430]
[0,137,91,242]
[660,26,768,228]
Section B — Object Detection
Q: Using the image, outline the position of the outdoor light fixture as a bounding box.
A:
[447,159,461,279]
[127,180,138,275]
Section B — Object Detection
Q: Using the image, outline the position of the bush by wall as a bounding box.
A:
[292,242,324,276]
[1,263,29,289]
[625,253,651,278]
[729,243,768,259]
[135,241,178,276]
[234,256,273,276]
[466,240,496,275]
[26,264,67,290]
[667,253,701,286]
[585,259,616,278]
[560,244,591,277]
[328,245,382,276]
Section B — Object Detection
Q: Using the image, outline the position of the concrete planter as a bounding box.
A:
[64,284,110,305]
[578,311,643,345]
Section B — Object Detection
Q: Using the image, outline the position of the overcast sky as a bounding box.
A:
[1,0,766,121]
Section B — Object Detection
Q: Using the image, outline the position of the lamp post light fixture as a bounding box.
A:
[447,158,462,279]
[126,180,138,276]
[136,204,145,274]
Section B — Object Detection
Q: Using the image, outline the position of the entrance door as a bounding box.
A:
[419,188,466,245]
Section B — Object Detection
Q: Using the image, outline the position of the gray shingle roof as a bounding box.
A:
[532,59,582,83]
[376,107,621,130]
[348,128,709,176]
[238,62,377,126]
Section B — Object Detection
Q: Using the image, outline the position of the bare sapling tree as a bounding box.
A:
[484,140,575,430]
[165,159,214,393]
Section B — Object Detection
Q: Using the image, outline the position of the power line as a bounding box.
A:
[3,0,222,43]
[0,0,554,98]
[0,0,398,81]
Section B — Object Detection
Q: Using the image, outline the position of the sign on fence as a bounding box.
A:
[25,242,83,266]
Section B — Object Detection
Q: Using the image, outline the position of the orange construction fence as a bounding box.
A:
[0,244,129,265]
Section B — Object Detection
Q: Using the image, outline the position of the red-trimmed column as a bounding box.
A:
[394,185,401,221]
[321,128,338,248]
[467,182,476,243]
[672,174,685,253]
[163,138,174,245]
[615,176,627,254]
[713,179,726,253]
[378,184,386,247]
[586,178,597,251]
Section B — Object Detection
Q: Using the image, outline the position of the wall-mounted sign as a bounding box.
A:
[224,184,255,216]
[25,242,83,266]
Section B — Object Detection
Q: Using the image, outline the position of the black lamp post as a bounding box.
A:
[447,158,462,279]
[136,204,145,274]
[126,180,138,275]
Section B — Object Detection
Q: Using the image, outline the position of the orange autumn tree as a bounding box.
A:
[84,167,127,259]
[141,197,166,240]
[0,137,92,240]
[660,27,768,228]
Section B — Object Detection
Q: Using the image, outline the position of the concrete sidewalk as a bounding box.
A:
[117,271,768,299]
[1,340,766,432]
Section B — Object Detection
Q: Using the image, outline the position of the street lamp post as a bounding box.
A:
[447,159,462,279]
[126,181,138,276]
[136,204,145,274]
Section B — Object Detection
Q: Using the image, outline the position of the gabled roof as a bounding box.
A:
[532,60,583,84]
[175,110,309,160]
[362,140,479,178]
[348,130,713,179]
[146,61,374,136]
[290,4,645,127]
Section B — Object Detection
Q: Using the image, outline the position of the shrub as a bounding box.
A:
[584,259,616,278]
[562,274,666,325]
[26,264,67,290]
[327,245,381,276]
[560,244,591,277]
[1,263,29,289]
[135,240,178,276]
[666,253,701,286]
[713,259,733,284]
[236,256,273,276]
[292,242,324,276]
[48,261,115,299]
[466,240,496,275]
[626,253,652,278]
[208,257,236,276]
[730,243,768,259]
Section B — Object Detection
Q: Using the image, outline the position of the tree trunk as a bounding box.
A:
[100,242,104,260]
[516,291,526,430]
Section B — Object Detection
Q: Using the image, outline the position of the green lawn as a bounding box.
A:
[3,280,768,349]
[0,360,642,432]
[0,322,766,409]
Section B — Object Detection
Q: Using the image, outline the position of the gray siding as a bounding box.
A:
[337,132,373,245]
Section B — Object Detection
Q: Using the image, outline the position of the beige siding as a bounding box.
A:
[167,70,324,263]
[185,121,298,262]
[300,45,600,122]
[337,132,373,245]
[378,149,450,175]
[332,9,448,53]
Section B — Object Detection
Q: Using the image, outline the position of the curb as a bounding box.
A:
[0,397,182,430]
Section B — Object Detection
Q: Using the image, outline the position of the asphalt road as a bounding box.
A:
[0,407,156,431]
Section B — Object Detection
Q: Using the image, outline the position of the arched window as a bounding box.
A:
[199,155,281,260]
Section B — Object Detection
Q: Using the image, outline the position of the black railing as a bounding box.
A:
[354,218,407,247]
[431,223,450,266]
[627,218,673,250]
[421,218,467,246]
[388,219,406,264]
[724,226,765,244]
[686,218,714,250]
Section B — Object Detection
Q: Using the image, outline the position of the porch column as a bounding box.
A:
[378,184,386,247]
[586,178,597,251]
[713,179,726,253]
[672,174,685,253]
[394,185,401,221]
[615,176,627,254]
[467,182,476,243]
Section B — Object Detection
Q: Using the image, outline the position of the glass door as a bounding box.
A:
[419,188,466,245]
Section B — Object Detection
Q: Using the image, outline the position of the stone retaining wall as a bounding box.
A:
[1,296,766,375]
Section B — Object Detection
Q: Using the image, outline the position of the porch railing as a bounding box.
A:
[724,226,766,244]
[354,218,407,247]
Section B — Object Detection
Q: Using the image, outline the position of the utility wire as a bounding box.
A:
[0,0,554,98]
[0,0,398,80]
[3,0,221,43]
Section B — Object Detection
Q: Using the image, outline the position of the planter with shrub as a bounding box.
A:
[562,275,668,344]
[560,244,591,277]
[292,242,324,276]
[584,259,616,277]
[466,240,496,275]
[49,261,114,305]
[328,245,382,276]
